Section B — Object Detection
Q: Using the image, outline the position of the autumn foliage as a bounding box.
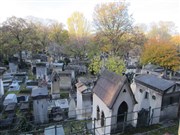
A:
[141,38,180,71]
[171,35,180,48]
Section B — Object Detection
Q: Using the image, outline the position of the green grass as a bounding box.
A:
[119,122,178,135]
[147,123,178,135]
[60,92,69,99]
[19,85,31,94]
[5,84,31,95]
[6,90,20,95]
[64,120,91,134]
[120,124,161,135]
[28,72,36,80]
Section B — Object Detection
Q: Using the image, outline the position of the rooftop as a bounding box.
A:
[31,87,48,98]
[93,70,127,109]
[76,82,88,93]
[135,74,176,92]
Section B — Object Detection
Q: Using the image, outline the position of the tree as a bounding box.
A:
[147,21,177,41]
[171,35,180,51]
[85,35,101,59]
[30,21,50,53]
[0,26,10,61]
[93,1,133,55]
[88,56,102,75]
[140,38,180,71]
[49,22,69,46]
[105,56,126,75]
[67,12,90,37]
[67,12,91,58]
[89,55,125,75]
[47,21,69,59]
[1,16,33,65]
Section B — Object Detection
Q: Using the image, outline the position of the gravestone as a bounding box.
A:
[31,87,49,124]
[59,71,72,90]
[68,98,76,119]
[51,72,60,99]
[0,67,6,96]
[36,62,47,80]
[9,57,18,73]
[0,78,4,96]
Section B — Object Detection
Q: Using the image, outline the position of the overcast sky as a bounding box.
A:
[0,0,179,32]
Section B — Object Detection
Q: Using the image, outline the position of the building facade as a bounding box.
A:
[131,74,180,125]
[92,70,137,135]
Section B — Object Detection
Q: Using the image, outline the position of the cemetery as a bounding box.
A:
[0,0,180,134]
[0,53,179,135]
[0,55,97,134]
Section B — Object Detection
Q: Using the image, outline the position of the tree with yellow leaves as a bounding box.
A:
[141,39,180,71]
[171,35,180,52]
[67,12,91,58]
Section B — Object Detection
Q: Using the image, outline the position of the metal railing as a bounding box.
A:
[0,103,179,135]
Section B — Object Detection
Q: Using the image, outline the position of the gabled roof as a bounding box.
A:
[93,70,136,109]
[76,82,88,93]
[135,74,175,93]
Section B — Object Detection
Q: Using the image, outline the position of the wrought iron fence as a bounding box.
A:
[0,103,179,135]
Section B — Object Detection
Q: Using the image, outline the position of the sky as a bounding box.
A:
[0,0,179,32]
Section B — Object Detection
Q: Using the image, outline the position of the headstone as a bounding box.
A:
[0,78,4,96]
[59,71,72,90]
[44,125,65,135]
[0,67,6,96]
[36,63,47,80]
[55,99,69,109]
[51,72,60,98]
[53,63,64,73]
[9,63,18,73]
[31,87,49,124]
[8,57,18,73]
[68,98,76,119]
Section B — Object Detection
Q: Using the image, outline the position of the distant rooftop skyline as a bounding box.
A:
[0,0,179,32]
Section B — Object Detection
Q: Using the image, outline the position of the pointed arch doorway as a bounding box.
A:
[117,101,128,123]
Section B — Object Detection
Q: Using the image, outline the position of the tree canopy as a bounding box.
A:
[0,16,34,63]
[49,22,69,46]
[93,1,133,55]
[89,55,125,75]
[66,12,91,58]
[67,12,90,38]
[171,35,180,48]
[141,38,180,71]
[147,21,177,41]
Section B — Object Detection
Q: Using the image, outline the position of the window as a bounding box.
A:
[123,89,126,93]
[152,95,156,100]
[139,89,143,93]
[101,111,105,127]
[169,97,173,104]
[144,92,149,99]
[97,106,100,120]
